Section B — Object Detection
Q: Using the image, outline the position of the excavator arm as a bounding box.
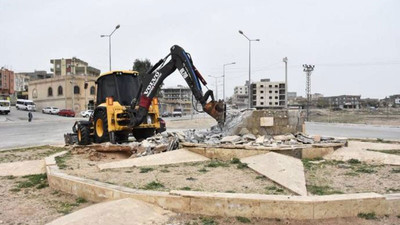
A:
[129,45,226,127]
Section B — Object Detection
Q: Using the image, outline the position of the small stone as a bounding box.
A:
[273,134,295,141]
[239,128,250,136]
[243,133,256,141]
[313,135,321,142]
[141,140,156,148]
[255,136,265,144]
[220,135,242,144]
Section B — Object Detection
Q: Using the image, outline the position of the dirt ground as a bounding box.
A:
[309,108,400,126]
[0,174,92,225]
[0,145,65,163]
[60,152,292,195]
[166,213,400,225]
[304,159,400,195]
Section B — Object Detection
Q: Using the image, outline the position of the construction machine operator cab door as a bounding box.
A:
[96,71,140,106]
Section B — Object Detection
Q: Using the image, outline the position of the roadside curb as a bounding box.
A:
[45,151,400,220]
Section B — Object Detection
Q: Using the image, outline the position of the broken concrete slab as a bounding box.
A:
[46,198,175,225]
[274,134,295,141]
[324,147,400,165]
[220,135,242,144]
[241,152,307,196]
[0,160,45,176]
[98,149,210,170]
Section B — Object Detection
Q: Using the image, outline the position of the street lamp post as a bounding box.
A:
[239,30,260,109]
[223,62,235,101]
[101,24,120,71]
[283,57,288,108]
[209,75,222,100]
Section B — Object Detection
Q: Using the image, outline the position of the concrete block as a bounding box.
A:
[0,160,45,176]
[260,117,274,127]
[302,147,334,159]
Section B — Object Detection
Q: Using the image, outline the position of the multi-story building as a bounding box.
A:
[50,57,100,76]
[321,95,361,109]
[16,70,53,81]
[380,94,400,107]
[159,85,192,115]
[0,68,15,97]
[28,57,101,112]
[232,81,249,109]
[13,73,30,99]
[250,79,286,108]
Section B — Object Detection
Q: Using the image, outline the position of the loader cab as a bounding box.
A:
[96,71,140,106]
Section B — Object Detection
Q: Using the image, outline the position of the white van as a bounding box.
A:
[16,99,36,111]
[0,100,10,114]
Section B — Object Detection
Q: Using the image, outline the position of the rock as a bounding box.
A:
[273,134,295,141]
[160,131,169,138]
[296,133,314,144]
[141,140,156,148]
[211,133,222,139]
[167,137,179,151]
[239,128,250,136]
[153,144,168,154]
[194,132,205,141]
[313,135,321,142]
[220,135,242,144]
[255,135,265,144]
[174,131,186,142]
[243,133,256,141]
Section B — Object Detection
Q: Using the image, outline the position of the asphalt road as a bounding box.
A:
[1,108,399,150]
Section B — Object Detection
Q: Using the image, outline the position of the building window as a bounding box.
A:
[74,85,80,94]
[269,102,272,105]
[48,87,53,97]
[275,85,278,88]
[275,91,278,93]
[58,86,63,96]
[260,90,264,94]
[269,96,272,99]
[275,102,278,105]
[90,86,95,95]
[260,102,264,105]
[269,91,272,93]
[269,85,272,88]
[260,96,264,99]
[275,96,278,99]
[260,85,264,88]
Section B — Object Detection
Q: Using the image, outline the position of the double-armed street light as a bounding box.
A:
[101,24,121,71]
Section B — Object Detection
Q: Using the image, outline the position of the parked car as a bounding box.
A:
[161,111,170,117]
[58,109,75,117]
[80,110,93,118]
[42,106,60,114]
[172,109,183,117]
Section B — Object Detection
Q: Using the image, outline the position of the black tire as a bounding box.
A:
[93,108,109,143]
[132,128,155,141]
[77,124,91,145]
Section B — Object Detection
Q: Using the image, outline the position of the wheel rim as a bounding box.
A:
[78,129,82,141]
[96,118,104,137]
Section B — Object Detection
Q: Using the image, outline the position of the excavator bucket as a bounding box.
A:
[203,100,226,126]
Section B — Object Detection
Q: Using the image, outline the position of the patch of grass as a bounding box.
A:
[236,162,248,169]
[302,159,313,170]
[376,138,384,143]
[255,175,265,179]
[17,173,47,189]
[354,165,376,174]
[198,168,208,173]
[5,175,16,180]
[200,217,218,225]
[225,190,236,193]
[236,216,251,223]
[265,186,284,193]
[206,160,229,168]
[391,168,400,173]
[57,202,79,215]
[140,167,154,173]
[230,158,241,164]
[343,171,359,176]
[180,186,191,191]
[347,158,361,164]
[76,197,87,204]
[160,169,170,173]
[55,152,71,169]
[386,188,400,192]
[367,149,400,156]
[358,212,377,220]
[307,185,344,195]
[143,181,164,190]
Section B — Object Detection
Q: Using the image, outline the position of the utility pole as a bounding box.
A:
[223,62,235,101]
[303,64,315,121]
[283,57,288,108]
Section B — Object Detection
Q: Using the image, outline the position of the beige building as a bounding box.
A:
[28,57,101,112]
[159,85,192,115]
[28,75,97,112]
[232,81,249,109]
[251,79,286,108]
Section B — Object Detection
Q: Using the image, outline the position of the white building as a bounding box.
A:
[232,81,249,109]
[251,79,286,108]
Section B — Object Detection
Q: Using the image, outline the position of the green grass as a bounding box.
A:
[143,181,164,190]
[307,185,343,195]
[225,190,236,193]
[180,186,191,191]
[357,212,377,220]
[391,168,400,173]
[366,149,400,156]
[17,173,47,189]
[57,202,79,214]
[236,216,251,223]
[200,217,218,225]
[236,162,248,169]
[354,165,376,174]
[198,168,208,173]
[76,197,87,204]
[139,167,154,173]
[230,158,241,164]
[160,169,170,173]
[5,175,16,180]
[255,175,265,179]
[347,158,361,164]
[343,171,359,176]
[10,188,21,192]
[265,186,284,193]
[55,152,71,169]
[206,160,229,168]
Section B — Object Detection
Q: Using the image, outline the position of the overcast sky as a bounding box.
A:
[1,0,399,99]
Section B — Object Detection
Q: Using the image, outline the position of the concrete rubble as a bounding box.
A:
[72,109,346,158]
